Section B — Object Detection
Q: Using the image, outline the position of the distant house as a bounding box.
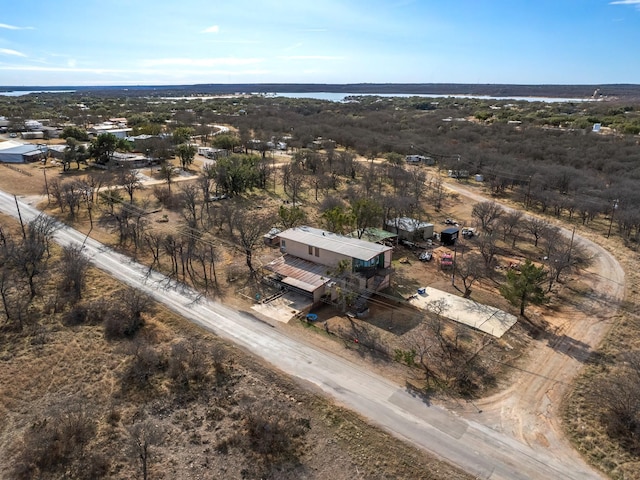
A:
[447,169,469,179]
[405,154,434,165]
[24,119,44,131]
[264,226,393,304]
[40,126,60,139]
[89,125,133,139]
[197,146,229,159]
[111,151,151,168]
[0,140,44,163]
[20,131,44,140]
[385,217,434,241]
[47,144,67,160]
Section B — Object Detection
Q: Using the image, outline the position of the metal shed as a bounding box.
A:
[440,227,459,246]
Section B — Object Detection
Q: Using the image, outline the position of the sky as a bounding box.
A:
[0,0,639,87]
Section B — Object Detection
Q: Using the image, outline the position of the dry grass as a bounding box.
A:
[562,234,640,480]
[0,214,472,480]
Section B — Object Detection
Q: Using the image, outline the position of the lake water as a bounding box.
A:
[0,90,76,96]
[270,92,595,103]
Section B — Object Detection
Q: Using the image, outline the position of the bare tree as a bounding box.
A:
[103,287,152,339]
[191,237,219,292]
[179,183,200,228]
[477,232,499,270]
[233,211,274,274]
[158,162,177,193]
[498,210,523,247]
[143,231,164,271]
[471,201,504,234]
[119,168,143,203]
[59,244,90,304]
[287,171,306,207]
[11,398,100,480]
[127,419,165,480]
[198,168,213,221]
[62,181,83,220]
[427,176,447,211]
[236,400,310,473]
[525,217,551,247]
[408,168,428,205]
[454,253,486,298]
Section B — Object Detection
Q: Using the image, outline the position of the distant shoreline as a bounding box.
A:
[1,83,639,100]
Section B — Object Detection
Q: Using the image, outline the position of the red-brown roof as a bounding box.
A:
[264,254,330,293]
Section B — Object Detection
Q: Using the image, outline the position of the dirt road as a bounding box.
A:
[1,189,612,479]
[445,181,625,474]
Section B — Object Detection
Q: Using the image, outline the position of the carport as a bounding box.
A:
[409,287,517,338]
[263,254,331,303]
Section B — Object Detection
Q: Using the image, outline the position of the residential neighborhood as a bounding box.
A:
[2,0,640,477]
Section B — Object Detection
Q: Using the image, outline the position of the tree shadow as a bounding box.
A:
[335,318,391,364]
[404,379,434,407]
[544,331,595,363]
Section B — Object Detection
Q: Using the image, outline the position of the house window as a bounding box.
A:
[308,245,313,255]
[280,240,286,250]
[314,247,320,257]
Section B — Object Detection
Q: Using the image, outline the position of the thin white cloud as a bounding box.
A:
[0,23,34,30]
[279,55,345,61]
[209,39,260,44]
[202,25,220,33]
[0,65,120,74]
[142,57,263,67]
[283,42,304,52]
[0,64,270,78]
[0,48,26,57]
[610,0,640,4]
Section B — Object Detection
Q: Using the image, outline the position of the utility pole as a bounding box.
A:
[14,194,26,240]
[38,144,50,204]
[451,239,458,286]
[567,226,576,264]
[42,165,50,204]
[606,199,619,238]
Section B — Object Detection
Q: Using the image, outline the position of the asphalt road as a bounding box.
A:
[0,190,605,480]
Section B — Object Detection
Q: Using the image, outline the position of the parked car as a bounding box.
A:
[441,253,454,269]
[209,193,229,201]
[461,227,476,238]
[419,251,433,262]
[400,239,417,249]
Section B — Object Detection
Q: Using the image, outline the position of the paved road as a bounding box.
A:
[0,190,605,480]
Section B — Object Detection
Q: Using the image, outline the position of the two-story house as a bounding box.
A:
[264,226,393,305]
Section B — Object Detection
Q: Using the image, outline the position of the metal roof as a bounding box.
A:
[386,217,434,232]
[0,140,41,156]
[278,226,392,261]
[347,227,397,244]
[0,140,41,153]
[264,254,329,293]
